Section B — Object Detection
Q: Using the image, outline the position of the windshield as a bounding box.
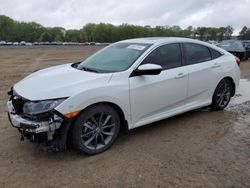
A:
[78,42,151,73]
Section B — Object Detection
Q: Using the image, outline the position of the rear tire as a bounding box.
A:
[71,104,120,155]
[211,79,233,110]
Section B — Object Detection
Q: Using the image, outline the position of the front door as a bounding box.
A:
[129,43,188,127]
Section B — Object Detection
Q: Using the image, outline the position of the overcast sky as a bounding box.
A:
[0,0,250,34]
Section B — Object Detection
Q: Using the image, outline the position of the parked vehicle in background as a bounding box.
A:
[7,37,240,155]
[50,41,62,45]
[208,40,219,46]
[242,40,250,60]
[20,41,26,46]
[6,42,13,46]
[0,41,7,45]
[44,42,51,45]
[0,41,108,46]
[89,42,96,45]
[218,40,246,60]
[25,42,32,46]
[51,42,57,45]
[39,42,50,45]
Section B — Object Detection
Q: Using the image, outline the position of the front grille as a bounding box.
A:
[21,112,52,122]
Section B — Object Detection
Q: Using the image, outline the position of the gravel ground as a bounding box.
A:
[0,46,249,188]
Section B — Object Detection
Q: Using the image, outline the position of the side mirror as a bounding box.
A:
[133,64,162,76]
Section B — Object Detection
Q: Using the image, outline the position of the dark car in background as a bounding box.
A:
[242,40,250,60]
[218,40,246,60]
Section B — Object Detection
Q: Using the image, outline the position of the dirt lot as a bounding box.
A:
[0,46,250,188]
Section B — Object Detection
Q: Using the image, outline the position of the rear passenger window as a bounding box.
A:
[184,43,212,64]
[142,43,182,69]
[210,48,222,59]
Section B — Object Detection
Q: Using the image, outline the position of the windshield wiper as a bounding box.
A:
[80,66,99,73]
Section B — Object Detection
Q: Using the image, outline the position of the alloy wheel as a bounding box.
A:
[215,82,231,108]
[81,112,116,150]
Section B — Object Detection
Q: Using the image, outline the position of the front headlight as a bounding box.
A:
[23,98,66,115]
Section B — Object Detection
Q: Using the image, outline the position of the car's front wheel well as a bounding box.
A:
[66,102,128,145]
[102,102,129,134]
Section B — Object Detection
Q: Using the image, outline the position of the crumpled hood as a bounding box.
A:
[14,63,112,100]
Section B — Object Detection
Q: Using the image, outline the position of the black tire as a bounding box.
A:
[211,79,233,110]
[71,104,120,155]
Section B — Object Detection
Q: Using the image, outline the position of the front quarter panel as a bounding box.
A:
[55,70,131,123]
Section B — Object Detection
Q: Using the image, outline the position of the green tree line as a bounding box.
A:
[1,15,249,43]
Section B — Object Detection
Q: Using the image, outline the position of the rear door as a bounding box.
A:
[129,43,188,127]
[182,43,222,105]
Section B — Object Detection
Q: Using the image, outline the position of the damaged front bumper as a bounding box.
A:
[7,99,72,152]
[8,108,62,134]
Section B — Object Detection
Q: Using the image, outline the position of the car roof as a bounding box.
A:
[118,37,229,55]
[119,37,210,45]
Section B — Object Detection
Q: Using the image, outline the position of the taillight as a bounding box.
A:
[235,56,240,67]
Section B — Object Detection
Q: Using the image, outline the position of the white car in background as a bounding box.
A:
[0,41,7,45]
[208,40,219,46]
[7,37,240,155]
[25,42,33,46]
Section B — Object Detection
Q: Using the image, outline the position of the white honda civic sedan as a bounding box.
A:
[7,37,240,154]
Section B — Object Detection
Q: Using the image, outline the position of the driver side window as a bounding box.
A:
[142,43,182,70]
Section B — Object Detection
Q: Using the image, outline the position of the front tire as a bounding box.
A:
[211,79,233,110]
[71,104,120,155]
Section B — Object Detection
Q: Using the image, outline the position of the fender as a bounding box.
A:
[55,85,131,125]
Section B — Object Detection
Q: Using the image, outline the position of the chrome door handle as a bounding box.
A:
[175,73,186,79]
[212,63,221,68]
